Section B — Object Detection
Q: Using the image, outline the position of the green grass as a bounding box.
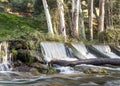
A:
[0,13,48,40]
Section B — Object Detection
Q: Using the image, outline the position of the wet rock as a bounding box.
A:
[30,68,40,76]
[84,68,108,74]
[30,62,48,70]
[13,65,31,72]
[13,60,23,67]
[30,62,49,74]
[74,66,109,74]
[80,82,99,86]
[47,67,57,74]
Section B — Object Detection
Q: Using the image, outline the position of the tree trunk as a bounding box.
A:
[57,0,66,37]
[98,0,105,32]
[88,0,94,40]
[42,0,54,35]
[105,0,114,29]
[49,58,120,67]
[71,0,80,39]
[79,0,86,39]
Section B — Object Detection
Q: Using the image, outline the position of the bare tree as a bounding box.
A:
[88,0,94,40]
[105,0,114,29]
[57,0,66,37]
[79,0,86,39]
[98,0,105,32]
[71,0,80,39]
[42,0,54,35]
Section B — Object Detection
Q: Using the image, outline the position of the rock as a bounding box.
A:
[13,60,23,67]
[47,67,57,74]
[30,68,40,76]
[83,67,109,74]
[31,62,48,70]
[13,65,31,72]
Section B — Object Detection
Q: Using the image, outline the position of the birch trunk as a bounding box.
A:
[88,0,94,40]
[79,0,86,39]
[42,0,54,35]
[71,0,80,39]
[57,0,66,37]
[98,0,105,32]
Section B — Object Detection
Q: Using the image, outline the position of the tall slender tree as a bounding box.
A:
[105,0,114,29]
[57,0,66,37]
[88,0,94,40]
[79,0,86,39]
[98,0,105,32]
[71,0,80,39]
[42,0,54,35]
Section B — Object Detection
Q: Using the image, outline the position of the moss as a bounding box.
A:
[12,48,18,55]
[30,68,41,76]
[0,50,5,56]
[0,13,47,40]
[29,52,34,64]
[48,67,57,74]
[84,68,110,74]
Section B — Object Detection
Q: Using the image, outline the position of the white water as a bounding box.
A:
[71,43,96,59]
[0,41,11,71]
[93,45,120,59]
[40,42,78,62]
[56,66,79,74]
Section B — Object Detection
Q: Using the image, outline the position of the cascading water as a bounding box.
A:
[40,42,78,62]
[0,41,11,71]
[71,43,96,59]
[40,42,78,74]
[93,45,120,59]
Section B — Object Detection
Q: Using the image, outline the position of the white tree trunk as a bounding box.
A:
[79,0,86,39]
[88,0,94,40]
[71,0,80,38]
[42,0,54,35]
[98,0,105,32]
[57,0,66,37]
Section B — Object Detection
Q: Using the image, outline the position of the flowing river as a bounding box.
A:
[0,67,120,86]
[0,42,120,86]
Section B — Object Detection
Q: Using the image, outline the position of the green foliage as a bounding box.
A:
[10,0,34,12]
[0,13,47,40]
[0,50,5,56]
[99,29,120,44]
[29,51,34,64]
[48,67,57,74]
[12,48,18,55]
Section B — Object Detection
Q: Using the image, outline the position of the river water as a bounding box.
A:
[0,64,119,86]
[0,42,120,86]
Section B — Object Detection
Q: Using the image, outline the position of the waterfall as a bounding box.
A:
[0,41,11,71]
[40,42,78,62]
[71,43,96,59]
[93,45,120,59]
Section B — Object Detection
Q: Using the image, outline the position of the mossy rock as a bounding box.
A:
[47,67,57,74]
[30,68,41,76]
[84,68,109,74]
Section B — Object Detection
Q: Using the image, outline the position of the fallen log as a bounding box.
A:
[48,58,120,67]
